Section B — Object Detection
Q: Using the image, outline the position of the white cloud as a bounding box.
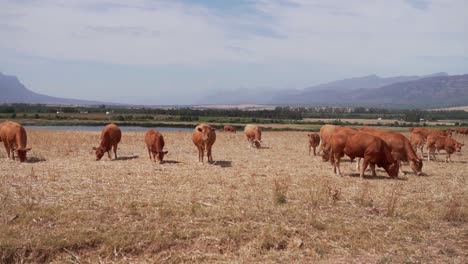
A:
[1,0,467,67]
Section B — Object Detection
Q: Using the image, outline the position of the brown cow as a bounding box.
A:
[361,127,423,176]
[192,124,216,163]
[0,121,31,162]
[325,127,399,179]
[145,130,168,163]
[426,135,463,162]
[244,124,262,148]
[223,125,236,133]
[409,132,426,157]
[307,132,320,156]
[93,123,121,160]
[318,124,338,155]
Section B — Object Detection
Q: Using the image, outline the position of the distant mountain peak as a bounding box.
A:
[0,72,118,105]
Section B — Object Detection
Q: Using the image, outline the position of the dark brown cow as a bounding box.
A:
[325,127,399,179]
[244,124,262,148]
[409,132,426,157]
[93,123,121,160]
[361,127,423,176]
[223,125,236,133]
[192,124,216,163]
[307,132,320,156]
[145,130,167,163]
[426,135,463,162]
[0,121,31,162]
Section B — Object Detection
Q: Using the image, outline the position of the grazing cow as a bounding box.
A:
[361,127,423,176]
[307,133,321,156]
[145,130,167,163]
[409,133,426,157]
[223,125,236,133]
[244,124,262,148]
[192,124,216,163]
[324,127,399,179]
[426,135,463,162]
[93,123,121,161]
[0,121,31,162]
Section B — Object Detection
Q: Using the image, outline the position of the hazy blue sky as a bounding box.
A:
[1,0,467,104]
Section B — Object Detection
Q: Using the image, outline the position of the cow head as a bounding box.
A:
[253,139,262,148]
[444,129,453,136]
[197,126,215,143]
[157,150,168,164]
[386,161,400,178]
[410,159,423,176]
[92,146,105,161]
[12,147,31,162]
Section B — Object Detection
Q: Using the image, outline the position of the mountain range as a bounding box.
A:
[201,72,468,108]
[0,72,113,105]
[1,71,468,109]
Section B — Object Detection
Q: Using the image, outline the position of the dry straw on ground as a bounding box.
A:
[0,129,467,263]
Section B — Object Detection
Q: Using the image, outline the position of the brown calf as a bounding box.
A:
[307,132,320,156]
[93,123,122,160]
[192,124,216,163]
[0,121,31,162]
[145,130,168,163]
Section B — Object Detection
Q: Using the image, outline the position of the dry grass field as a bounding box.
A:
[1,129,467,263]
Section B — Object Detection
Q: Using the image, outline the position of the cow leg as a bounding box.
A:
[308,145,311,156]
[398,161,405,175]
[207,146,213,163]
[369,163,377,177]
[313,146,317,156]
[356,158,361,171]
[360,158,370,179]
[113,144,118,159]
[334,156,342,176]
[148,147,152,160]
[3,142,10,159]
[198,146,204,163]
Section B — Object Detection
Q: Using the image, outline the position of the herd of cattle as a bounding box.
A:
[0,120,465,179]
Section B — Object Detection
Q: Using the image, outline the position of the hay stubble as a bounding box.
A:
[0,130,467,263]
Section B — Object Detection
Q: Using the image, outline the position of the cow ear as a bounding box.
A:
[163,151,168,154]
[92,147,97,150]
[197,128,203,132]
[25,147,32,152]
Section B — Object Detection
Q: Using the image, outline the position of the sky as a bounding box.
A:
[1,0,467,105]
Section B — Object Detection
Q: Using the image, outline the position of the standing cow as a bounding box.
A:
[307,133,321,156]
[145,130,168,164]
[244,124,262,148]
[192,124,216,163]
[223,125,236,133]
[426,135,463,162]
[93,123,122,161]
[0,121,31,162]
[410,133,426,157]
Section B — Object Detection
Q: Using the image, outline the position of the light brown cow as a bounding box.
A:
[307,132,320,156]
[0,121,31,162]
[361,127,423,176]
[409,132,426,157]
[145,130,168,164]
[318,124,339,155]
[324,127,399,179]
[223,125,236,133]
[244,124,262,148]
[426,135,463,162]
[192,124,216,163]
[93,123,121,161]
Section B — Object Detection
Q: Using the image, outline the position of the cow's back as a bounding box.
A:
[101,123,121,147]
